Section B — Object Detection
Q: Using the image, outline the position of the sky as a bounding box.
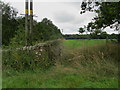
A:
[2,0,118,34]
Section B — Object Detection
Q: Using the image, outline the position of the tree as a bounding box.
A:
[94,29,102,36]
[1,1,18,45]
[79,27,85,35]
[81,1,120,29]
[90,29,102,39]
[9,18,62,48]
[9,26,25,48]
[42,18,54,26]
[100,31,108,39]
[33,18,62,42]
[80,1,120,42]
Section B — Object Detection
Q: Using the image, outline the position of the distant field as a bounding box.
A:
[63,39,107,48]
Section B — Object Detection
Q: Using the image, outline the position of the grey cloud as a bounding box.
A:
[58,23,80,34]
[53,11,76,23]
[104,27,118,34]
[63,2,81,8]
[5,1,117,34]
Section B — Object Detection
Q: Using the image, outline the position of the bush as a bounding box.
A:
[3,40,62,71]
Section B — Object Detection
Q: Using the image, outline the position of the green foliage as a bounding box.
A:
[93,29,102,35]
[81,1,120,42]
[33,18,62,42]
[79,27,85,34]
[3,50,35,71]
[7,17,63,48]
[81,2,120,30]
[63,34,90,39]
[90,29,102,39]
[100,31,108,39]
[1,1,18,45]
[9,27,26,48]
[63,33,118,39]
[3,49,50,71]
[3,40,62,71]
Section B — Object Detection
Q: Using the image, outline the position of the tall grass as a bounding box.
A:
[2,40,119,88]
[62,42,118,77]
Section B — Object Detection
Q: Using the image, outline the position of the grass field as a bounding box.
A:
[2,39,118,88]
[63,39,107,48]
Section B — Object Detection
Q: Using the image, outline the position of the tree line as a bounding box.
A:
[1,1,63,47]
[63,33,118,40]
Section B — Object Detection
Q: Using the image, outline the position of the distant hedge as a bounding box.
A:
[63,34,118,39]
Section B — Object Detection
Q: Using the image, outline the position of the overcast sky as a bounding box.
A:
[2,0,118,34]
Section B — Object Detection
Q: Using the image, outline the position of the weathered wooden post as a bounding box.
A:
[30,0,33,45]
[25,0,29,46]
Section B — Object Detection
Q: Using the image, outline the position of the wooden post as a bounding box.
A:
[30,0,33,45]
[25,0,29,46]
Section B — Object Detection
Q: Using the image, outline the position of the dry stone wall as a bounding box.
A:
[2,39,62,70]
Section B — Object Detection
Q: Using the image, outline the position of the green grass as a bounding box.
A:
[3,66,118,88]
[3,74,118,88]
[63,39,107,48]
[2,39,119,88]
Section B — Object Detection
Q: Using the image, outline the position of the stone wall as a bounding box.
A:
[2,39,62,70]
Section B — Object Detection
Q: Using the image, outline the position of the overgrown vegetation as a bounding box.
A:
[3,40,62,71]
[1,1,18,45]
[1,0,119,88]
[8,18,63,48]
[3,40,119,88]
